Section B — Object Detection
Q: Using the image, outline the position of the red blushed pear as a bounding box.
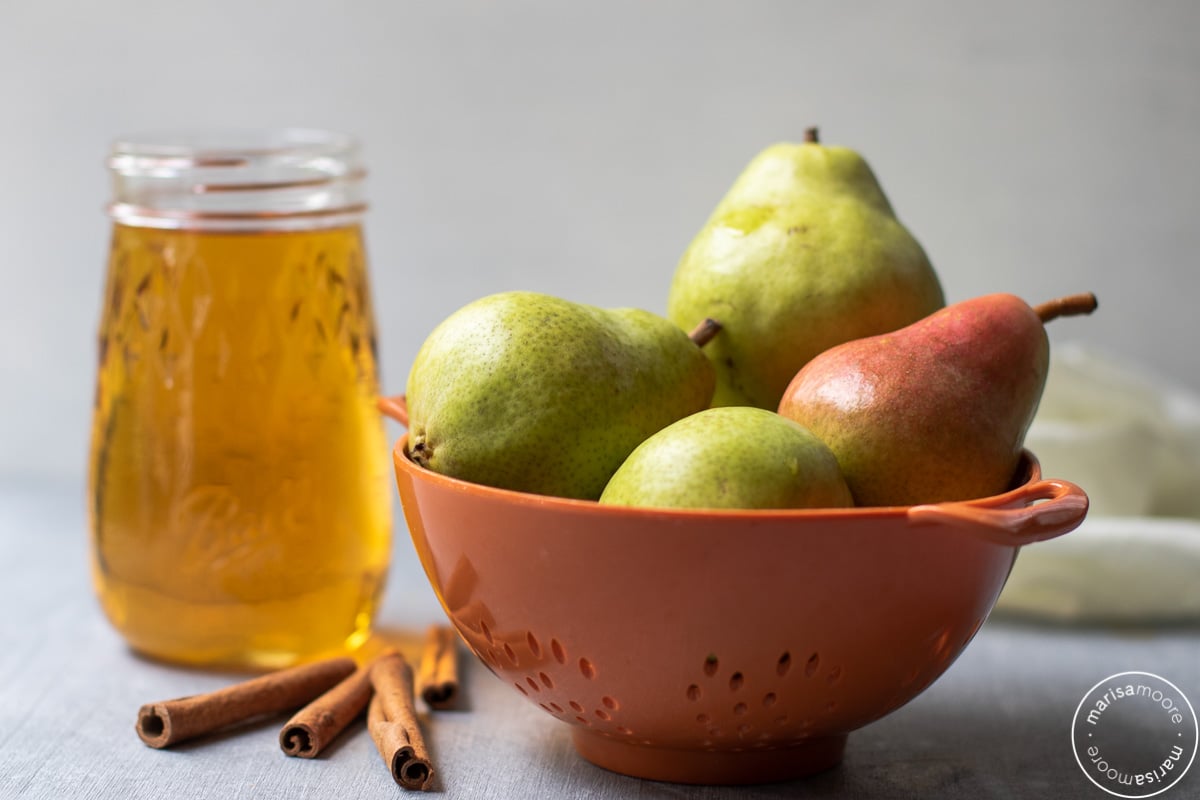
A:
[777,292,1098,507]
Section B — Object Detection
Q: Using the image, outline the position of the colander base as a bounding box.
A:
[571,728,847,785]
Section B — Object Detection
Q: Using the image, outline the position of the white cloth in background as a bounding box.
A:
[996,343,1200,623]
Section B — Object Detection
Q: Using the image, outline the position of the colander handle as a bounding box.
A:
[378,394,409,428]
[907,478,1089,547]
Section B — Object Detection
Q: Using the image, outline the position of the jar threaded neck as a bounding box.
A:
[108,128,366,231]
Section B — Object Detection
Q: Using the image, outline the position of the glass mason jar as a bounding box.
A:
[88,130,393,669]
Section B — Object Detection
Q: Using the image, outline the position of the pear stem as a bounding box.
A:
[804,127,819,144]
[688,318,722,348]
[1032,292,1099,323]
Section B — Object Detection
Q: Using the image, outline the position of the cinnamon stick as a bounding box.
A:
[417,625,460,710]
[135,657,356,749]
[279,657,376,758]
[368,651,435,791]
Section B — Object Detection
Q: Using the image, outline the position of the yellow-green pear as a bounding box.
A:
[405,291,715,500]
[599,406,852,510]
[668,128,944,409]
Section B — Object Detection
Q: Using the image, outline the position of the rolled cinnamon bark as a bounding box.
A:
[136,657,357,749]
[368,651,435,791]
[279,657,376,757]
[417,625,460,710]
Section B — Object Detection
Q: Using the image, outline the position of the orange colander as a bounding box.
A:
[384,401,1088,785]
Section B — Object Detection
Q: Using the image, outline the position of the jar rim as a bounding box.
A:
[107,127,367,231]
[110,127,356,163]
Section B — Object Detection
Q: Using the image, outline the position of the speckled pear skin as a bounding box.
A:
[667,136,944,410]
[405,291,715,500]
[599,406,852,510]
[778,293,1050,507]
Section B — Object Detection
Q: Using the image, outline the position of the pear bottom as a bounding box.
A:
[572,728,846,785]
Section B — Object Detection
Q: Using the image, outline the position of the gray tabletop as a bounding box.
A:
[2,479,1198,799]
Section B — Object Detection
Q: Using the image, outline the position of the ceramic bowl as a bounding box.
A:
[388,413,1088,785]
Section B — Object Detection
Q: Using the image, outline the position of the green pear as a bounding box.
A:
[667,128,944,409]
[599,406,852,510]
[405,291,715,500]
[777,292,1098,506]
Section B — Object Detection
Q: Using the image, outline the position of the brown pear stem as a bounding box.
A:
[804,127,819,144]
[688,318,722,348]
[1032,292,1099,323]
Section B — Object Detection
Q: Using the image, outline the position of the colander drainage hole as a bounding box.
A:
[729,672,744,691]
[539,672,554,689]
[616,726,632,736]
[551,638,567,664]
[480,619,494,645]
[686,684,702,701]
[703,655,719,677]
[805,652,820,678]
[827,665,843,685]
[696,713,711,725]
[595,709,611,721]
[777,651,792,677]
[601,696,619,710]
[504,643,518,666]
[549,702,564,713]
[579,657,596,680]
[733,702,748,716]
[763,692,777,707]
[527,631,542,658]
[569,700,584,713]
[525,677,540,692]
[933,627,951,657]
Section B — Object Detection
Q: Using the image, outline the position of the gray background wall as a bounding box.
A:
[2,0,1197,481]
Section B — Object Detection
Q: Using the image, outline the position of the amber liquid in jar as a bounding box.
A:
[89,131,392,668]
